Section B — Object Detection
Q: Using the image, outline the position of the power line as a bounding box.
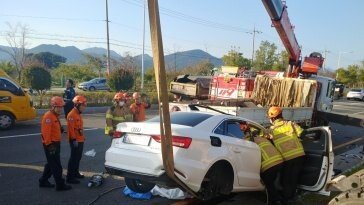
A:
[0,14,103,22]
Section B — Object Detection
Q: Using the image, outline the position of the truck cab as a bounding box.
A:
[0,69,37,130]
[313,76,335,112]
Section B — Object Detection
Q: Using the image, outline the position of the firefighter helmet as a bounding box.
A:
[268,106,282,118]
[50,96,65,107]
[113,92,125,101]
[72,95,87,105]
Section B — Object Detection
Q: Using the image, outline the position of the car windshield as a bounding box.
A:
[147,112,213,127]
[88,79,99,83]
[350,89,361,92]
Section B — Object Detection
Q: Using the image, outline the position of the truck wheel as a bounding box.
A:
[124,177,155,193]
[89,86,96,91]
[0,112,15,130]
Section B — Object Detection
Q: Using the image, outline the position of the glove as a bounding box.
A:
[47,143,57,155]
[71,140,78,148]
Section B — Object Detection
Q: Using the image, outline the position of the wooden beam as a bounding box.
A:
[147,0,197,198]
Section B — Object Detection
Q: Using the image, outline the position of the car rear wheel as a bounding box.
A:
[89,86,96,91]
[198,161,234,200]
[124,177,155,193]
[0,112,15,130]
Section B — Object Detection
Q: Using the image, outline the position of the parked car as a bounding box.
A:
[105,111,334,200]
[77,78,109,91]
[346,88,364,101]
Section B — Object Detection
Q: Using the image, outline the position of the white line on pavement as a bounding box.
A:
[0,128,99,139]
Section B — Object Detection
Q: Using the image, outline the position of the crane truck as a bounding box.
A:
[169,0,336,128]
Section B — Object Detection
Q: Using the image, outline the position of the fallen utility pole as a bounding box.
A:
[147,0,197,197]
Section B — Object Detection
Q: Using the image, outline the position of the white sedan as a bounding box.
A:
[105,111,334,200]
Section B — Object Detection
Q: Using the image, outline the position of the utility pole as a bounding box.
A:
[141,0,146,90]
[250,25,261,67]
[105,0,111,75]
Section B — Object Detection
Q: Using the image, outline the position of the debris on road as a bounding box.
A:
[84,149,96,157]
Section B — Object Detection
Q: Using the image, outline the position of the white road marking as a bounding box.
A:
[0,128,99,139]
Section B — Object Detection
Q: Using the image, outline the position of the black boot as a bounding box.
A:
[75,173,85,179]
[56,183,72,191]
[39,179,55,188]
[66,178,80,184]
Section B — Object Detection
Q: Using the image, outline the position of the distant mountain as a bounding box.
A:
[165,49,222,70]
[0,44,223,69]
[29,44,83,63]
[82,47,122,60]
[0,45,13,61]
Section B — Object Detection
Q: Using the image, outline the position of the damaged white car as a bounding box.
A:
[105,111,334,200]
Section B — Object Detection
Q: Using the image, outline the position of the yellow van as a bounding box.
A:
[0,69,37,130]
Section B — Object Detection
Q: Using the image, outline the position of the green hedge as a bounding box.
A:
[31,90,174,108]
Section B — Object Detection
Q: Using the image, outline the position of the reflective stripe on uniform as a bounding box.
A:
[255,137,284,172]
[270,119,305,161]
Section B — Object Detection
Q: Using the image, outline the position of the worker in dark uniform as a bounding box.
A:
[66,95,87,184]
[39,96,72,191]
[63,79,76,118]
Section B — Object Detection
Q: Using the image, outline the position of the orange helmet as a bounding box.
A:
[113,92,125,101]
[50,96,65,107]
[268,106,282,118]
[132,92,140,99]
[73,95,87,105]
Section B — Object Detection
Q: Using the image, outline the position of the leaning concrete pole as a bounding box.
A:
[147,0,197,197]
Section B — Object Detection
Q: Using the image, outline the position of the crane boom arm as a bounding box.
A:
[262,0,324,77]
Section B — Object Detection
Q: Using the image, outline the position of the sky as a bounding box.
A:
[0,0,363,70]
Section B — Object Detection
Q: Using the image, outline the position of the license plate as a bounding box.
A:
[123,134,151,146]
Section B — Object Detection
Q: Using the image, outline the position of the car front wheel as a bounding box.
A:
[124,177,155,193]
[89,86,96,91]
[0,112,15,130]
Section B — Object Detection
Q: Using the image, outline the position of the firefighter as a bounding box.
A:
[66,95,87,184]
[240,122,284,205]
[63,79,76,118]
[129,92,151,122]
[39,96,72,191]
[105,92,133,137]
[267,106,305,203]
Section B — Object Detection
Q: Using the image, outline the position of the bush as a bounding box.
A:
[22,65,51,107]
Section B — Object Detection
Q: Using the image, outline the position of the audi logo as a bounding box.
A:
[131,127,141,132]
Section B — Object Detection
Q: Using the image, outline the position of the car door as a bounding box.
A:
[213,119,262,188]
[0,78,27,118]
[298,126,334,195]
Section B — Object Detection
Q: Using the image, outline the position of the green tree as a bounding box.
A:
[180,60,214,75]
[0,61,16,76]
[272,50,289,71]
[107,68,134,91]
[27,52,67,69]
[22,65,51,107]
[253,41,278,70]
[222,48,251,68]
[52,64,97,86]
[84,53,104,77]
[0,23,30,81]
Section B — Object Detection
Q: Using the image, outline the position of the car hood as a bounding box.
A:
[116,122,191,135]
[78,82,89,86]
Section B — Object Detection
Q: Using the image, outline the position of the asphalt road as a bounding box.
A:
[0,99,363,205]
